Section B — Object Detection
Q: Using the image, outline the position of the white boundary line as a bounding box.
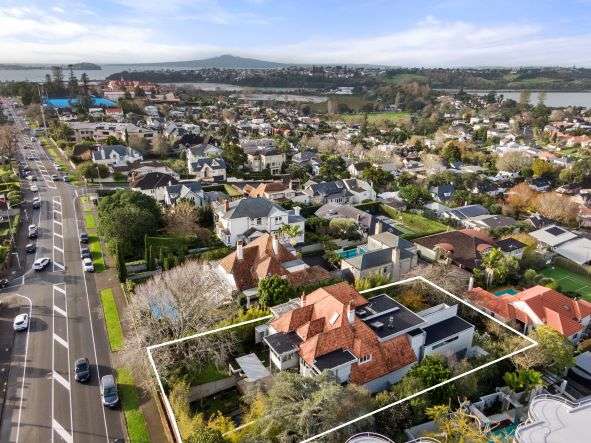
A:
[146,276,538,443]
[14,294,32,443]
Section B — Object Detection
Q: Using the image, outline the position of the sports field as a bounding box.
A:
[539,265,591,301]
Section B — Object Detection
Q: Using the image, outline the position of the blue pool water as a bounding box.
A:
[490,422,518,441]
[494,288,519,297]
[337,246,367,259]
[44,96,117,108]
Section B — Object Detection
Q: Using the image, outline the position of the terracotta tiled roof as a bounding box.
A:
[467,285,591,338]
[245,182,289,197]
[286,266,332,287]
[218,234,294,290]
[272,283,417,385]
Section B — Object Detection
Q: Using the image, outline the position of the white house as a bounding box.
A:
[240,138,286,174]
[214,197,305,246]
[92,144,143,167]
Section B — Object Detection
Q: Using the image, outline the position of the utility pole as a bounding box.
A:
[36,83,47,131]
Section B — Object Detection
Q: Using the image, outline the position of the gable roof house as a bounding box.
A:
[214,197,305,246]
[240,138,286,175]
[263,282,474,393]
[304,179,376,205]
[243,181,296,201]
[340,231,418,283]
[130,172,204,206]
[189,157,227,182]
[430,184,455,202]
[530,224,591,266]
[92,144,143,167]
[466,285,591,343]
[218,233,332,301]
[314,203,373,233]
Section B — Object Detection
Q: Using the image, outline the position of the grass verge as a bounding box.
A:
[117,368,150,443]
[88,234,106,272]
[100,288,124,351]
[85,213,97,229]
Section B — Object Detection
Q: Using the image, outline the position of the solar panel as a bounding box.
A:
[547,226,566,236]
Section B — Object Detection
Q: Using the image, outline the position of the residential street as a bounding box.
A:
[0,103,125,443]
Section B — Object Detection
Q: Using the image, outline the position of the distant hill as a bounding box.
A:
[126,54,288,69]
[0,62,101,70]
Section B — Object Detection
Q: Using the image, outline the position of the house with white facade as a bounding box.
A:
[240,138,286,174]
[92,144,143,167]
[214,197,305,246]
[262,282,474,394]
[303,178,376,205]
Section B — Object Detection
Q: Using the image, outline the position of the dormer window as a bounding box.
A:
[359,354,372,364]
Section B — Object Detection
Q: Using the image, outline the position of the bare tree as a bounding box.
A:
[124,260,238,385]
[406,262,472,296]
[163,200,210,241]
[534,192,579,225]
[495,151,532,173]
[152,133,171,158]
[0,125,17,160]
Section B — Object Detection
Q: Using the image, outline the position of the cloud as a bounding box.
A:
[0,6,590,66]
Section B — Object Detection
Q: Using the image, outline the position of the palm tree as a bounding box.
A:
[277,224,301,245]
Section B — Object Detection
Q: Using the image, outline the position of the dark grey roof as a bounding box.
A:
[356,294,399,318]
[132,172,178,190]
[423,316,473,346]
[314,349,357,371]
[449,204,489,220]
[309,181,351,198]
[228,198,284,219]
[362,302,425,339]
[345,248,393,270]
[431,184,455,200]
[264,331,302,355]
[496,237,527,252]
[476,215,517,228]
[191,157,226,171]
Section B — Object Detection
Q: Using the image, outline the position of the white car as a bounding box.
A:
[33,257,51,271]
[82,257,94,272]
[30,184,38,192]
[13,313,29,331]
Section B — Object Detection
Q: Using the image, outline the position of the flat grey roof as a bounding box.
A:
[423,316,473,346]
[264,331,302,355]
[235,353,271,382]
[314,349,357,371]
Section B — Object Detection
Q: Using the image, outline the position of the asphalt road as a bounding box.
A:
[0,101,125,443]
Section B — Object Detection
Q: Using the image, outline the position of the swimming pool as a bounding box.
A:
[337,246,367,259]
[44,96,117,108]
[490,422,518,441]
[494,288,519,296]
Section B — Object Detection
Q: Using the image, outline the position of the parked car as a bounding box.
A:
[82,257,94,272]
[32,197,41,209]
[80,247,91,259]
[79,232,89,244]
[0,278,8,288]
[32,257,50,271]
[13,313,29,331]
[28,224,38,239]
[25,243,36,253]
[51,174,59,181]
[100,375,119,407]
[74,357,90,382]
[30,184,38,192]
[63,175,70,182]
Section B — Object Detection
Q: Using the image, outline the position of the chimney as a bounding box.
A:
[346,304,355,324]
[375,220,383,235]
[236,241,244,261]
[300,291,305,307]
[272,234,280,256]
[468,276,474,291]
[224,199,229,211]
[293,206,301,216]
[392,247,400,264]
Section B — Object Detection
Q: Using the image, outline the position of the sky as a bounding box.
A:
[1,0,591,66]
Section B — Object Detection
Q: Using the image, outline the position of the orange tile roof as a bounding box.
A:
[271,283,417,385]
[466,285,591,338]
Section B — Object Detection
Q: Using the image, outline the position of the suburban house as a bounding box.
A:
[347,161,371,177]
[240,138,286,174]
[315,203,373,233]
[303,179,376,205]
[186,143,223,161]
[466,285,591,343]
[130,172,204,206]
[217,233,332,301]
[340,231,418,283]
[529,224,591,266]
[414,229,495,270]
[496,237,527,259]
[243,182,296,201]
[292,150,321,175]
[430,184,455,202]
[67,122,154,144]
[262,282,474,393]
[214,197,305,246]
[92,144,143,167]
[162,182,204,206]
[189,157,227,182]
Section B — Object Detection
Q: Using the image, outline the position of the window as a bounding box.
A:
[432,335,459,350]
[255,218,262,225]
[359,354,372,364]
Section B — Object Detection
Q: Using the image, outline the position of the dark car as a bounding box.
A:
[74,357,90,382]
[80,246,91,259]
[0,279,8,288]
[25,243,36,253]
[32,198,41,209]
[79,232,89,244]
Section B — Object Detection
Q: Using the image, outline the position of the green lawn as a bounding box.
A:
[379,204,449,239]
[223,184,243,197]
[100,288,124,351]
[539,266,591,301]
[117,368,150,443]
[84,213,96,229]
[88,234,106,272]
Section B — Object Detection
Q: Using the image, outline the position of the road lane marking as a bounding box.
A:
[53,305,67,317]
[52,419,73,443]
[54,232,63,238]
[54,285,66,295]
[53,333,68,349]
[53,371,70,390]
[14,294,32,443]
[53,261,65,271]
[54,246,64,253]
[53,220,62,226]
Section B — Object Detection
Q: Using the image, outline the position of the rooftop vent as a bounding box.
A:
[371,321,384,329]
